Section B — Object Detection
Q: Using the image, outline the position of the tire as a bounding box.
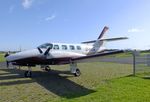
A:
[45,66,51,72]
[74,68,81,77]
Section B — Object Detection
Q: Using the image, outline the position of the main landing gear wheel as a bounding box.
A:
[45,66,51,72]
[74,68,81,77]
[24,71,32,77]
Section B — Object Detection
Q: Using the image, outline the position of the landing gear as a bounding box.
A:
[45,66,51,72]
[41,65,51,71]
[6,61,9,68]
[24,66,32,77]
[70,62,81,77]
[74,68,81,77]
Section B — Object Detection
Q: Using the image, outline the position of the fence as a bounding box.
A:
[133,51,150,76]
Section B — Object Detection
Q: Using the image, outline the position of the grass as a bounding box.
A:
[135,64,150,73]
[1,62,150,102]
[114,52,132,58]
[0,53,5,62]
[69,75,150,102]
[0,62,132,102]
[114,51,150,58]
[0,53,150,102]
[140,51,150,55]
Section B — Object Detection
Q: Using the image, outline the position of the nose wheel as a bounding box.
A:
[45,66,51,72]
[41,65,51,71]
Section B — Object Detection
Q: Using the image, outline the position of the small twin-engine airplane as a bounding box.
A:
[5,26,128,77]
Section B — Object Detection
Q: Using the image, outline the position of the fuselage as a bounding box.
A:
[6,42,105,66]
[5,26,127,67]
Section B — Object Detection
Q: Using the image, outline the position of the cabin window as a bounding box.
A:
[69,45,75,50]
[62,45,67,50]
[77,46,81,50]
[53,45,59,50]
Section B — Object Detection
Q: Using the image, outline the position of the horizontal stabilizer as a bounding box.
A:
[100,37,128,41]
[82,37,128,44]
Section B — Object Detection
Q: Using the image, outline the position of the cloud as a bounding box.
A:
[22,0,34,9]
[128,28,144,33]
[45,14,56,21]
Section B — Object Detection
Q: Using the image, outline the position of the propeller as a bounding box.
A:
[44,47,51,55]
[4,52,10,68]
[37,47,51,56]
[37,47,43,54]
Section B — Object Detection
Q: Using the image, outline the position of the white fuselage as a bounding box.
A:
[5,26,127,66]
[6,42,105,65]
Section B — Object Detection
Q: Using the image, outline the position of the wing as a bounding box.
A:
[72,50,124,63]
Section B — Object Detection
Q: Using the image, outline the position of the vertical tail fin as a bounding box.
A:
[84,26,128,55]
[97,26,109,39]
[88,26,109,54]
[81,26,109,44]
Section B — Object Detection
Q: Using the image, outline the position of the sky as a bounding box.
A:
[0,0,150,51]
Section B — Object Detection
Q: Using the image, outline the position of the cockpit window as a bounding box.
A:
[38,43,53,49]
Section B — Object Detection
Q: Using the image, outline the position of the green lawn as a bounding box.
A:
[1,62,150,102]
[0,52,150,102]
[65,75,150,102]
[114,52,132,58]
[0,53,5,62]
[0,62,132,102]
[114,51,150,58]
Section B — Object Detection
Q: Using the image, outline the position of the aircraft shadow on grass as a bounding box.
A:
[0,68,95,99]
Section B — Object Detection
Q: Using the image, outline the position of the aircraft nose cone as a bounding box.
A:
[6,54,17,62]
[6,49,40,62]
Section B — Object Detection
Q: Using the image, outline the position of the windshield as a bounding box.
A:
[38,43,53,49]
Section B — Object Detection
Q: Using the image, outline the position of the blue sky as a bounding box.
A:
[0,0,150,51]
